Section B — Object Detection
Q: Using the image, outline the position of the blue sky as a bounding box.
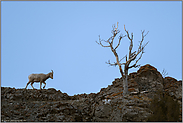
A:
[1,1,182,96]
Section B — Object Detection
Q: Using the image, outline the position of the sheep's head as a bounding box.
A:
[50,70,53,79]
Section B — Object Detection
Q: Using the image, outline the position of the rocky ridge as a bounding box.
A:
[1,64,182,122]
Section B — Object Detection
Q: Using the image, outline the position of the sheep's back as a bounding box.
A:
[28,73,46,81]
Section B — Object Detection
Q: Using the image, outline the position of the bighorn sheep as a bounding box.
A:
[25,70,53,89]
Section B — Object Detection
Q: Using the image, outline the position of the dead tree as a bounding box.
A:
[96,22,149,94]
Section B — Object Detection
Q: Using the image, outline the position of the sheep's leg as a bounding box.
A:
[40,82,42,90]
[43,82,46,89]
[25,81,31,89]
[31,82,35,89]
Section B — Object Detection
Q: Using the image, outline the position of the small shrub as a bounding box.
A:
[147,91,180,122]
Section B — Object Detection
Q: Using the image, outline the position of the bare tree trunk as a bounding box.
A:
[123,74,128,94]
[123,65,129,94]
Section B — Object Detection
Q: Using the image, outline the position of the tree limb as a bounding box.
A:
[128,50,144,69]
[105,60,118,67]
[123,27,149,71]
[114,34,126,50]
[119,55,127,62]
[96,22,125,77]
[96,35,110,47]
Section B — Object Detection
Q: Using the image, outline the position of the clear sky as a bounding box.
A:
[1,1,182,96]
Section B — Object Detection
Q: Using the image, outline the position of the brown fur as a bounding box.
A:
[25,70,53,89]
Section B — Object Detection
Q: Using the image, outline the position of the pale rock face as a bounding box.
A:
[1,64,182,122]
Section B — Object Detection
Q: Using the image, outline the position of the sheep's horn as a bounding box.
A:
[51,70,53,73]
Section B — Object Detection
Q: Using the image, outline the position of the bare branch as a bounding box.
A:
[127,41,147,65]
[105,60,118,67]
[114,34,126,50]
[130,51,136,59]
[136,30,149,55]
[124,25,135,61]
[143,30,149,37]
[162,68,168,78]
[136,50,144,63]
[111,22,120,46]
[138,41,149,53]
[128,64,141,69]
[112,22,119,33]
[115,22,119,33]
[127,36,148,69]
[138,30,149,51]
[96,41,110,47]
[119,54,127,62]
[125,29,149,67]
[96,35,110,47]
[124,25,133,41]
[128,50,144,69]
[124,24,127,32]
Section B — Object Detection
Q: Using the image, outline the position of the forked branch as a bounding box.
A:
[124,24,149,70]
[96,22,126,77]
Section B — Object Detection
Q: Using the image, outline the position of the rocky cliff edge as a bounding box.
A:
[1,64,182,122]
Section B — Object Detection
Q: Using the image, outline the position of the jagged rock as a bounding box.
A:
[1,64,182,122]
[135,64,164,94]
[164,77,182,99]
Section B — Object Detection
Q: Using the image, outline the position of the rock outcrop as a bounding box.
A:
[1,64,182,122]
